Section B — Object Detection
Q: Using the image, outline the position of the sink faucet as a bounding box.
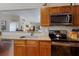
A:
[30,26,35,36]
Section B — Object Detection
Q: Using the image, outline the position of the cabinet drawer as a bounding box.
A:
[26,40,39,45]
[14,40,25,46]
[40,41,51,46]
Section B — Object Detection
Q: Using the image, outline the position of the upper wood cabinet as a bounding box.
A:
[41,7,50,27]
[60,6,72,13]
[49,6,72,15]
[41,6,72,27]
[49,7,60,15]
[41,5,79,26]
[40,41,51,56]
[72,6,79,26]
[25,40,39,56]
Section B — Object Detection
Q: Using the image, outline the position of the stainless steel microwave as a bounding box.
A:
[50,13,73,26]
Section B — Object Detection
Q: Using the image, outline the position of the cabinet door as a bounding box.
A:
[49,6,72,14]
[73,6,79,26]
[14,46,25,56]
[25,40,39,56]
[60,6,72,13]
[49,7,60,15]
[41,7,50,27]
[40,41,51,56]
[14,40,25,56]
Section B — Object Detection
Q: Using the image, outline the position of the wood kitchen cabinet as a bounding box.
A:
[49,7,60,15]
[41,6,72,27]
[40,41,51,56]
[14,40,51,56]
[14,40,39,56]
[60,6,72,13]
[49,6,72,15]
[49,6,79,26]
[14,40,25,56]
[41,6,50,27]
[25,40,39,56]
[72,6,79,26]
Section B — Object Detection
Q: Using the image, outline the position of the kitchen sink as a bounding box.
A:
[19,35,39,38]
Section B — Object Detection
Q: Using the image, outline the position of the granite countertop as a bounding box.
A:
[0,35,51,41]
[0,32,50,41]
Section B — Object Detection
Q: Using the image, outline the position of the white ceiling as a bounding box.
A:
[0,9,40,16]
[0,4,41,16]
[0,3,78,11]
[0,3,43,11]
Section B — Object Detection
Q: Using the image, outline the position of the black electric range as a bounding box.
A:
[49,30,68,41]
[49,30,79,42]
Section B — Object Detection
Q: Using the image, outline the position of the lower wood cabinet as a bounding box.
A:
[40,41,51,56]
[14,45,25,56]
[14,40,25,56]
[25,40,39,56]
[14,40,51,56]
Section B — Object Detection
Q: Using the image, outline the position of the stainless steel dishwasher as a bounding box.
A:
[0,39,12,56]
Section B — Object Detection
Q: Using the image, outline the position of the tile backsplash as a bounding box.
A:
[41,26,79,34]
[49,26,79,32]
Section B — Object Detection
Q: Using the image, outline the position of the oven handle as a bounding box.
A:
[52,41,79,47]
